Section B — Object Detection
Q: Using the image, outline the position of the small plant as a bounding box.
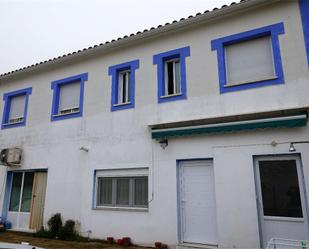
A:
[47,213,63,237]
[155,242,162,249]
[122,237,131,246]
[34,227,53,238]
[117,239,124,245]
[59,219,77,241]
[107,237,114,244]
[161,244,168,249]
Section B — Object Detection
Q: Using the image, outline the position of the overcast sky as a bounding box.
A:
[0,0,233,74]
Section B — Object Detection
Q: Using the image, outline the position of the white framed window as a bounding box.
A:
[95,168,148,209]
[58,82,80,115]
[117,70,131,105]
[211,23,285,93]
[9,172,34,212]
[225,36,276,86]
[51,73,87,121]
[2,87,32,129]
[164,58,181,96]
[8,95,26,124]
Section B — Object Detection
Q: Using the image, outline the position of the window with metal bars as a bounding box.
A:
[96,176,148,208]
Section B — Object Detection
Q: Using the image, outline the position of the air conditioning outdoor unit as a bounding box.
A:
[0,148,22,166]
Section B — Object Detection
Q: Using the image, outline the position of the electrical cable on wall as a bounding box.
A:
[148,138,155,204]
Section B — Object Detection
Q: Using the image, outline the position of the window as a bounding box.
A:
[1,87,32,129]
[211,23,285,93]
[51,73,88,121]
[299,0,309,67]
[259,160,303,218]
[95,168,148,209]
[108,60,139,111]
[9,172,34,212]
[153,46,190,103]
[165,58,181,95]
[118,70,131,104]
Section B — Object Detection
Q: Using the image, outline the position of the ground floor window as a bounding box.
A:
[9,172,34,212]
[95,168,148,209]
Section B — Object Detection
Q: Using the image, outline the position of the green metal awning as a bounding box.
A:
[151,114,307,139]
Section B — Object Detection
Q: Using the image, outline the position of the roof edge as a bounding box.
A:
[0,0,278,81]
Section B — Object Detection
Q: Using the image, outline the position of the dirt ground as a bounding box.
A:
[0,231,149,249]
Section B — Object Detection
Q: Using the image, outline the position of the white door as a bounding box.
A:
[179,160,218,245]
[254,155,309,248]
[7,172,34,230]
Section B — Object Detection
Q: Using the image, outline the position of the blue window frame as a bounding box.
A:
[153,46,190,103]
[299,0,309,67]
[1,87,32,129]
[51,73,88,121]
[108,60,139,112]
[211,23,285,93]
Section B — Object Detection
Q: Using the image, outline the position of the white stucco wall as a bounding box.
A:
[0,0,308,248]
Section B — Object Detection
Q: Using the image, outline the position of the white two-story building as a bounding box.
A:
[0,0,309,248]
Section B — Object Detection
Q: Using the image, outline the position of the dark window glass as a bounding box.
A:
[167,61,174,95]
[9,172,23,211]
[134,177,148,207]
[122,73,127,103]
[97,178,113,205]
[20,172,34,212]
[116,178,130,205]
[259,160,303,218]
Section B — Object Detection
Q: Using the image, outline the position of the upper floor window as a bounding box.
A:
[153,46,190,103]
[165,58,181,95]
[51,73,88,121]
[108,60,139,111]
[1,87,32,129]
[211,23,285,93]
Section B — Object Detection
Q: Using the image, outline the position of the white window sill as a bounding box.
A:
[94,206,148,212]
[53,111,80,117]
[7,211,30,214]
[2,121,24,126]
[113,102,131,107]
[160,93,182,99]
[224,76,278,87]
[264,216,304,222]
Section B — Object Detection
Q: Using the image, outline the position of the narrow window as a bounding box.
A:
[153,46,190,103]
[116,178,130,206]
[118,70,131,104]
[109,60,139,111]
[97,178,113,206]
[9,172,23,212]
[20,172,34,212]
[134,178,148,207]
[165,59,181,96]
